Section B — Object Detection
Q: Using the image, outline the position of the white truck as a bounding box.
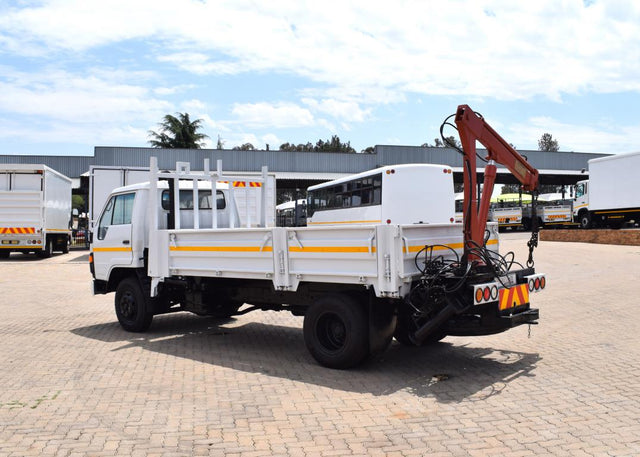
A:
[573,151,640,229]
[91,150,544,369]
[0,164,72,258]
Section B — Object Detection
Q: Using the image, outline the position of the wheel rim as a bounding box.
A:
[119,290,137,320]
[317,312,346,352]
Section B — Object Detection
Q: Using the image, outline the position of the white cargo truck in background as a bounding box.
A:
[89,164,276,230]
[0,164,72,258]
[89,166,150,229]
[573,151,640,228]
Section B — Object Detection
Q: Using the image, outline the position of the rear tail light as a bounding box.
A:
[525,274,546,293]
[473,283,500,305]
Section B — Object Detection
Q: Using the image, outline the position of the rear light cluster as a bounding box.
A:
[473,283,499,305]
[524,274,546,293]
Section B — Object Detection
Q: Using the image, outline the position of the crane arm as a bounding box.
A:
[454,104,539,254]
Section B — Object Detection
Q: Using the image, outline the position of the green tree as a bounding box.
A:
[538,133,559,152]
[280,136,355,153]
[148,113,209,149]
[232,143,256,151]
[422,136,460,148]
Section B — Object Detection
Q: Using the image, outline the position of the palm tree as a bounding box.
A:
[148,113,209,149]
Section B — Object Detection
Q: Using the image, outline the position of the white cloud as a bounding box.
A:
[0,67,170,123]
[2,1,639,102]
[231,102,314,128]
[507,116,640,153]
[302,98,371,124]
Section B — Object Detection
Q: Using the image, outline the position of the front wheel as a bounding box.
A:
[579,212,591,229]
[115,277,153,332]
[303,295,369,369]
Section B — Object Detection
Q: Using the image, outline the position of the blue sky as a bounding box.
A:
[1,0,639,156]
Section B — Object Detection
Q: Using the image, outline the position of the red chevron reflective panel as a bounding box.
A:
[499,284,529,311]
[0,227,36,234]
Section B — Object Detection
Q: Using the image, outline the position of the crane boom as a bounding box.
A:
[454,104,539,254]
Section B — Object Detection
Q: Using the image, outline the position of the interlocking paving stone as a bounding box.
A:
[1,235,639,456]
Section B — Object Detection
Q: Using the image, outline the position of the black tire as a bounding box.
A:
[61,236,69,254]
[303,295,369,369]
[0,250,10,259]
[115,277,153,332]
[394,308,447,346]
[37,238,53,258]
[579,212,591,229]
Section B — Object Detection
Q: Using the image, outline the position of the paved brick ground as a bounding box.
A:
[1,235,639,456]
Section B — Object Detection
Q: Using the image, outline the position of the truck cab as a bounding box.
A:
[573,180,590,228]
[92,175,274,292]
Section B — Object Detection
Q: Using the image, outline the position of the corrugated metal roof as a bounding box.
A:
[0,145,610,183]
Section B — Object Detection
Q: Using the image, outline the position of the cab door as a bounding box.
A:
[92,192,135,280]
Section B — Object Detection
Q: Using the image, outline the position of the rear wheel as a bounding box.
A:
[115,277,153,332]
[303,295,369,369]
[61,236,69,254]
[0,250,10,259]
[37,238,53,258]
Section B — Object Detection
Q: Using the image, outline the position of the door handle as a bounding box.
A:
[122,240,130,245]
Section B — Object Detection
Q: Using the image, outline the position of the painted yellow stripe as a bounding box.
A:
[289,246,375,253]
[46,228,70,233]
[594,208,640,215]
[170,246,273,252]
[573,203,588,210]
[93,247,133,252]
[307,220,382,225]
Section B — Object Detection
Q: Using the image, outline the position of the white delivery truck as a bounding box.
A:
[0,164,72,258]
[573,151,640,229]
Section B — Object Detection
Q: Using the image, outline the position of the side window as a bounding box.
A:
[97,193,135,240]
[112,193,135,225]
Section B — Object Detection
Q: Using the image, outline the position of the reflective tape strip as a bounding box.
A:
[170,246,273,252]
[92,247,133,252]
[404,238,498,254]
[307,220,382,225]
[289,246,375,253]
